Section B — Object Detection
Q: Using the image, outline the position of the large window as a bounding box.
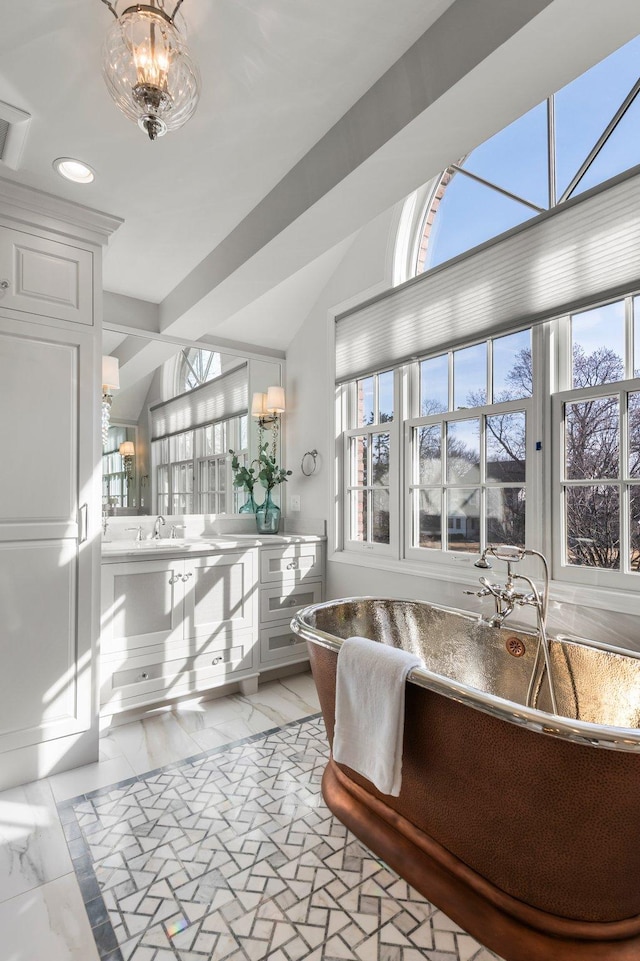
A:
[153,414,248,515]
[336,294,640,596]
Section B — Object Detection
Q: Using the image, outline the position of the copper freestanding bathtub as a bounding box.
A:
[292,597,640,961]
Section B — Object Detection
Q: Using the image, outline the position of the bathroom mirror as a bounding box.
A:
[102,327,284,518]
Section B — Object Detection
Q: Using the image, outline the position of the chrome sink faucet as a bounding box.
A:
[153,515,166,539]
[464,545,558,714]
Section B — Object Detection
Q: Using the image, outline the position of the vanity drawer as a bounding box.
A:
[100,636,253,712]
[259,580,323,623]
[260,543,323,584]
[259,622,309,665]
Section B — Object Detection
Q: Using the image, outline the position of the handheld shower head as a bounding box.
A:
[474,551,492,569]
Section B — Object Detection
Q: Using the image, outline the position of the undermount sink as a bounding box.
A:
[101,539,188,553]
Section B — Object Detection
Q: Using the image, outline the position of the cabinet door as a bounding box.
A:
[0,318,97,766]
[260,542,324,584]
[184,550,257,640]
[101,558,185,654]
[0,226,93,325]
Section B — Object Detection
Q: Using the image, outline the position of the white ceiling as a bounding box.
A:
[1,0,639,373]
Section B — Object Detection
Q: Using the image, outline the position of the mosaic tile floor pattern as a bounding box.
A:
[60,716,503,961]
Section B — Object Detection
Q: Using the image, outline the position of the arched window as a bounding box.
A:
[408,34,640,277]
[176,347,222,394]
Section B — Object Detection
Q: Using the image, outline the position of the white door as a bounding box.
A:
[0,314,98,783]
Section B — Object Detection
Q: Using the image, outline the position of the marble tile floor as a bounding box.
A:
[0,672,503,961]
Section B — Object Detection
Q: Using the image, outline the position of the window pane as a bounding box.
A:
[629,392,640,478]
[565,485,620,569]
[351,490,367,541]
[422,169,535,271]
[447,419,480,483]
[239,414,248,450]
[565,398,619,480]
[351,436,368,486]
[486,412,526,483]
[378,371,394,422]
[454,343,487,409]
[462,100,549,209]
[447,489,480,553]
[572,302,625,387]
[420,355,449,414]
[630,485,640,572]
[356,377,374,427]
[493,330,532,400]
[554,35,640,197]
[371,433,390,486]
[417,425,442,484]
[372,489,390,544]
[487,488,526,547]
[571,91,640,199]
[417,489,441,549]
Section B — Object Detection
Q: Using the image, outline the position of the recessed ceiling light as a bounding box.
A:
[53,157,95,184]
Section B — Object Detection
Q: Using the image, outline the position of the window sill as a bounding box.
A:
[329,549,640,618]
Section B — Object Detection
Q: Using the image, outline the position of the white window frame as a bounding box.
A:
[341,372,400,557]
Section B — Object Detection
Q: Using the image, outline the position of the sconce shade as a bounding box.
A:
[102,355,120,391]
[119,441,135,457]
[266,385,285,413]
[101,2,200,141]
[251,392,268,418]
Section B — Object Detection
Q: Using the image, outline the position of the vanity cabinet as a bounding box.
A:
[257,541,324,667]
[100,549,258,714]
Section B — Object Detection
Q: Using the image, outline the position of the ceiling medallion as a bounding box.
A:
[99,0,200,141]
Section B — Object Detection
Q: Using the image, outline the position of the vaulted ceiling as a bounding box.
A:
[1,0,638,372]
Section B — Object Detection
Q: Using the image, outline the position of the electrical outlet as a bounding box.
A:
[290,494,301,512]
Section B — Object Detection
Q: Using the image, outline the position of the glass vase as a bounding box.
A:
[239,492,257,514]
[256,490,281,534]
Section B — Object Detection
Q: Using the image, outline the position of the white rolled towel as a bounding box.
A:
[332,635,422,797]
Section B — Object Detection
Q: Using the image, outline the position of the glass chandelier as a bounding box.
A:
[100,1,200,141]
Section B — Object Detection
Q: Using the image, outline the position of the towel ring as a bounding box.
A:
[301,449,318,476]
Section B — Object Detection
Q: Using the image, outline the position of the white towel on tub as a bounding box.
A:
[333,635,422,797]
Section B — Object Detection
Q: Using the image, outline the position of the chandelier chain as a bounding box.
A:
[170,0,185,20]
[99,0,119,19]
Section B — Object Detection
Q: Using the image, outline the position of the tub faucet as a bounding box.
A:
[465,545,558,714]
[153,515,166,539]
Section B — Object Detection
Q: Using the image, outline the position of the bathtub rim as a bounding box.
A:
[291,595,640,753]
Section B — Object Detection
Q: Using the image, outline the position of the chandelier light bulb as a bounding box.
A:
[100,1,200,141]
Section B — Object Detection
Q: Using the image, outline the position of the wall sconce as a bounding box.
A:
[252,386,285,456]
[102,355,120,446]
[119,440,135,478]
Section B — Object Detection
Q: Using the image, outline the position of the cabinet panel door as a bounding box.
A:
[0,227,93,325]
[185,550,256,639]
[101,559,184,653]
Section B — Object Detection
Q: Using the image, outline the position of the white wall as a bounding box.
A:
[285,200,640,654]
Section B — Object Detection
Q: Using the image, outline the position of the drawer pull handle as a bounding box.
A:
[139,672,149,681]
[286,560,298,570]
[212,656,223,665]
[289,597,298,606]
[169,574,181,584]
[0,280,9,290]
[182,572,193,582]
[289,638,296,645]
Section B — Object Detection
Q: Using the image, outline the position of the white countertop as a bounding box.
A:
[101,532,325,561]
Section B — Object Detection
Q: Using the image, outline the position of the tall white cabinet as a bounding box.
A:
[0,178,121,791]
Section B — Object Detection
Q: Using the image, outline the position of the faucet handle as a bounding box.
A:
[126,525,144,542]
